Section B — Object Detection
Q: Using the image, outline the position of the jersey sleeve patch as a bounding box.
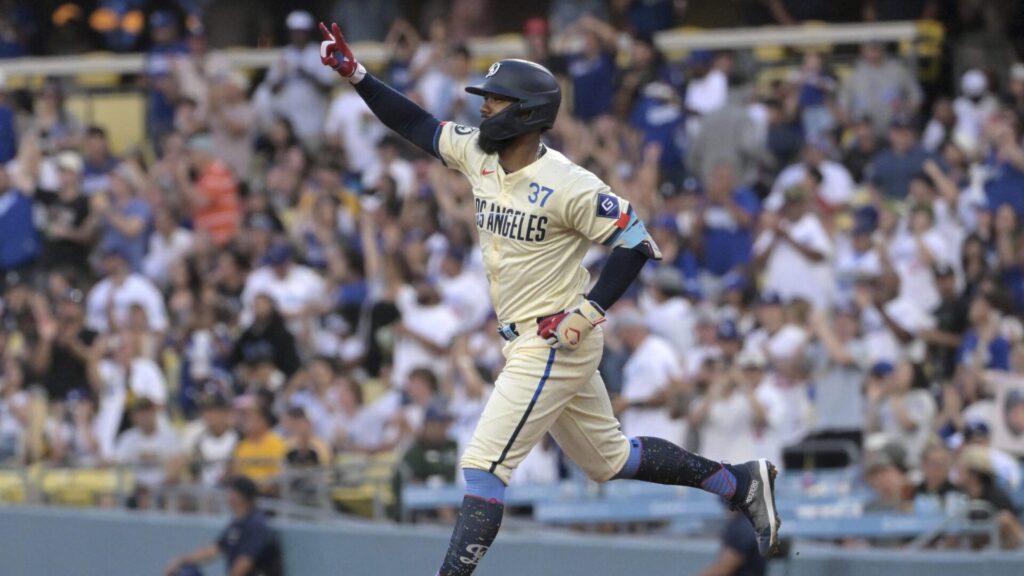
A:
[596,193,620,219]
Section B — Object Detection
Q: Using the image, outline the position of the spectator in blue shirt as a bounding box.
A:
[629,81,685,181]
[867,114,934,199]
[164,475,283,576]
[982,111,1024,220]
[563,15,618,122]
[958,290,1012,371]
[96,168,152,272]
[81,126,120,196]
[0,167,40,275]
[699,161,760,278]
[0,98,16,164]
[699,509,766,576]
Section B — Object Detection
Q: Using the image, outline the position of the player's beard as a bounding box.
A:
[476,132,515,155]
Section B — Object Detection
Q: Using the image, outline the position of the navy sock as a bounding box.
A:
[616,437,751,504]
[436,469,505,576]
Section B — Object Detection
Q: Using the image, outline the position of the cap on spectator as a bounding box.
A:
[425,402,453,423]
[737,347,767,370]
[783,186,808,204]
[865,442,908,474]
[56,151,83,174]
[804,135,833,155]
[523,17,548,36]
[1012,63,1024,83]
[759,290,783,306]
[959,445,996,477]
[650,213,679,233]
[131,397,156,412]
[687,49,714,66]
[716,319,740,341]
[286,405,309,421]
[964,419,990,441]
[681,176,702,195]
[651,266,684,295]
[870,360,895,378]
[961,69,987,97]
[643,81,677,102]
[262,243,293,266]
[721,271,747,293]
[932,261,955,278]
[225,475,259,502]
[833,300,859,317]
[200,392,230,411]
[286,10,315,31]
[102,244,131,262]
[149,10,176,29]
[889,113,914,130]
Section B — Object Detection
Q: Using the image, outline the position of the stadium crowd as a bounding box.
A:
[2,0,1024,549]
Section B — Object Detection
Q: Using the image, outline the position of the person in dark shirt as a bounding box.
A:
[867,114,935,199]
[700,510,767,576]
[563,15,618,122]
[36,151,94,276]
[228,294,300,378]
[922,263,969,380]
[164,475,284,576]
[958,445,1024,549]
[914,443,960,501]
[30,288,96,402]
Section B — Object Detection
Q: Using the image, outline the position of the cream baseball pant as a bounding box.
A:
[460,324,631,484]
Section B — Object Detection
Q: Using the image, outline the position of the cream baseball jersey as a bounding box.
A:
[435,121,633,324]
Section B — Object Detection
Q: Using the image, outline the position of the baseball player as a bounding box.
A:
[318,22,781,574]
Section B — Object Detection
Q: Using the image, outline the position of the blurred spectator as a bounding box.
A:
[0,355,29,461]
[283,406,330,468]
[31,288,95,402]
[755,187,833,309]
[95,167,152,271]
[90,332,169,459]
[839,41,922,136]
[961,420,1021,491]
[768,138,855,212]
[85,247,168,334]
[842,115,879,184]
[614,311,686,445]
[324,85,386,177]
[416,44,483,127]
[0,165,40,275]
[142,207,195,285]
[80,126,119,196]
[957,445,1024,549]
[391,282,459,390]
[914,442,960,504]
[700,509,766,576]
[922,263,970,381]
[697,161,760,280]
[689,345,768,464]
[806,306,867,447]
[114,398,180,508]
[922,97,957,153]
[253,10,336,148]
[208,72,256,178]
[954,69,999,148]
[180,393,238,487]
[867,115,934,200]
[36,151,92,275]
[143,11,188,148]
[684,50,728,138]
[163,475,283,576]
[231,404,287,491]
[229,293,300,381]
[863,441,912,513]
[399,403,458,486]
[981,110,1024,220]
[639,266,697,358]
[30,80,82,152]
[866,360,936,469]
[180,133,241,247]
[958,290,1012,372]
[561,15,618,122]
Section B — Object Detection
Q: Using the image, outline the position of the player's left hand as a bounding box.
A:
[319,22,366,83]
[537,300,606,350]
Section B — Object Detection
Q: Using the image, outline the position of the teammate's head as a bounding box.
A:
[466,59,560,153]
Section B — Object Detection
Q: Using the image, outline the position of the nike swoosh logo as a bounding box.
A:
[481,169,495,176]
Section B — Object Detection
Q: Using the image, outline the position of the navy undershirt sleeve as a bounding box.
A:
[586,247,649,311]
[353,73,443,158]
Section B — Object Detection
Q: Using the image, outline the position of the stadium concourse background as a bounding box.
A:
[3,0,1024,575]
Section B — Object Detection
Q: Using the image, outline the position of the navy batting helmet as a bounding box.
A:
[466,59,560,140]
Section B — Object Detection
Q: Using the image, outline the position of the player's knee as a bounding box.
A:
[463,467,506,502]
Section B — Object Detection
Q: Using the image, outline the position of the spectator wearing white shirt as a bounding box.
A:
[888,203,951,313]
[638,267,697,362]
[755,351,814,466]
[755,186,834,309]
[767,138,855,212]
[251,11,337,148]
[684,50,728,138]
[688,349,769,465]
[833,206,885,304]
[436,248,491,331]
[241,243,327,342]
[612,312,687,446]
[361,136,417,198]
[866,360,936,469]
[953,69,999,148]
[114,398,180,507]
[323,85,386,176]
[85,247,168,335]
[391,282,459,389]
[142,208,194,287]
[179,394,238,487]
[89,334,170,460]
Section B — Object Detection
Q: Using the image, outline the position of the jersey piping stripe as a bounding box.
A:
[601,204,635,246]
[489,348,557,474]
[433,121,447,165]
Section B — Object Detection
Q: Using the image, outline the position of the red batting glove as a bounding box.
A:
[319,22,366,82]
[537,311,571,348]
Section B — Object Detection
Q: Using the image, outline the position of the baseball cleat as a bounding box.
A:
[735,459,782,557]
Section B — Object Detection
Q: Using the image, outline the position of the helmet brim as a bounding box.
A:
[465,82,524,100]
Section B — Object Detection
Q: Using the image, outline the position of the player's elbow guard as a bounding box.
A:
[609,213,662,260]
